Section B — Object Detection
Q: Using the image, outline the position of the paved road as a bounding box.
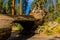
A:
[7,32,60,40]
[8,36,60,40]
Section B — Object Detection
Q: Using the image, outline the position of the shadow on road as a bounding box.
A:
[8,30,35,40]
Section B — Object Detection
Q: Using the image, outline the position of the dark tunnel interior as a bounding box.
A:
[14,21,36,33]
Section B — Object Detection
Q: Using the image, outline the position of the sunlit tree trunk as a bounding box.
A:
[57,0,60,4]
[20,0,22,15]
[12,0,15,15]
[50,0,52,5]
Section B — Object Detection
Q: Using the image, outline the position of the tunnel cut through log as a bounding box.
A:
[14,21,35,31]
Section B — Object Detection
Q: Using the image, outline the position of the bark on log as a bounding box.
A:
[0,14,36,40]
[0,14,36,21]
[0,14,12,40]
[12,15,36,21]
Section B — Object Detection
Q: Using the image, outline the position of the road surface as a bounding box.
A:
[7,32,60,40]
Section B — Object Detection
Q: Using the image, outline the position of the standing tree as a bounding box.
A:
[12,0,15,15]
[20,0,22,15]
[15,0,20,15]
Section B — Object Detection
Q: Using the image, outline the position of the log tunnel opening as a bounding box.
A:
[13,21,37,34]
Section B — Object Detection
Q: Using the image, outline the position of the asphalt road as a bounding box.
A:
[7,32,60,40]
[8,36,60,40]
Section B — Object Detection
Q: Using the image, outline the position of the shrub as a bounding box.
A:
[12,23,23,31]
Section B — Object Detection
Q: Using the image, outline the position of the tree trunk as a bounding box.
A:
[20,0,22,15]
[50,0,53,5]
[12,0,15,15]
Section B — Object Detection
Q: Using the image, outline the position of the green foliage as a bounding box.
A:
[0,0,10,14]
[52,24,60,33]
[49,4,54,12]
[55,17,60,22]
[8,0,12,14]
[37,26,44,33]
[46,29,53,35]
[15,5,20,15]
[15,23,24,30]
[12,23,23,31]
[43,22,48,26]
[31,0,45,9]
[3,2,6,8]
[45,10,60,22]
[0,0,3,13]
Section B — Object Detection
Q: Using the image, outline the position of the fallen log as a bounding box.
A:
[0,14,13,40]
[0,14,36,40]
